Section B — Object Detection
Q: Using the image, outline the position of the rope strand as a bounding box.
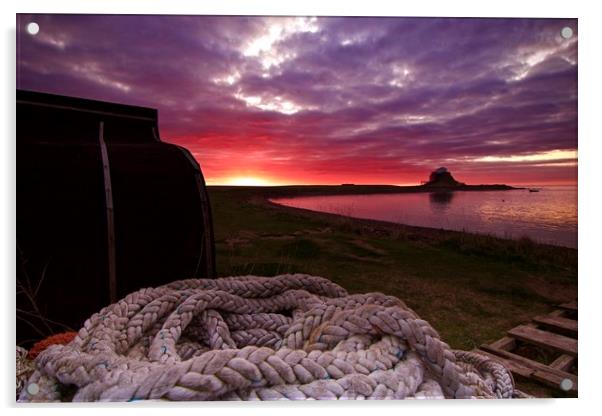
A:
[18,274,520,401]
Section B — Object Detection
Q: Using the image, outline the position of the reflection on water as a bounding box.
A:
[271,186,577,248]
[429,191,455,214]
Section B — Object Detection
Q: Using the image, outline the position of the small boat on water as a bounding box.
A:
[529,188,540,193]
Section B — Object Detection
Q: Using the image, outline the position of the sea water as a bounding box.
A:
[271,186,577,248]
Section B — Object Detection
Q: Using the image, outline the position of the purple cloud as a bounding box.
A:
[16,14,577,185]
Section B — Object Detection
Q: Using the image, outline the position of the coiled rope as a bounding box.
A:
[18,274,521,401]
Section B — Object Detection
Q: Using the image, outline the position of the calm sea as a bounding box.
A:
[271,185,577,248]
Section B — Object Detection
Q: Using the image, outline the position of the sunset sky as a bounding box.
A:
[17,15,577,186]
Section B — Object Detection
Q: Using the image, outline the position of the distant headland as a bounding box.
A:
[211,168,520,198]
[420,167,518,191]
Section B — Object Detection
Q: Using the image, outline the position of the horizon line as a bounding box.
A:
[205,182,577,187]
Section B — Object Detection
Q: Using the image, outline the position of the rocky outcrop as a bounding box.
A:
[424,167,465,187]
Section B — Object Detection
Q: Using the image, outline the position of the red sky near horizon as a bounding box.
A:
[16,15,578,186]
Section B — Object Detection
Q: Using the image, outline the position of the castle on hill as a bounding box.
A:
[423,167,465,187]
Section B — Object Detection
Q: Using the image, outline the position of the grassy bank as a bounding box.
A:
[207,185,577,397]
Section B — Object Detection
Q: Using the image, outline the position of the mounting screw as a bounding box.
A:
[561,27,573,39]
[560,378,573,391]
[26,22,40,35]
[26,383,40,395]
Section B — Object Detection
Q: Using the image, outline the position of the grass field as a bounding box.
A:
[207,185,577,397]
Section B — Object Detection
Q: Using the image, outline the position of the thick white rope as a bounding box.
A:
[18,274,519,401]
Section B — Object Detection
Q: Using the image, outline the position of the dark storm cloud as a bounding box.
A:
[16,14,577,184]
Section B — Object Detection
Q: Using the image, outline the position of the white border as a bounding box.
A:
[3,0,586,17]
[2,1,601,416]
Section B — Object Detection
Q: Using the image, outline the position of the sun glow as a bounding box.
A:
[222,176,276,186]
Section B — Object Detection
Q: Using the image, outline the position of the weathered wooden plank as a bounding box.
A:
[549,354,576,372]
[98,121,117,304]
[480,344,576,380]
[532,370,578,393]
[488,336,516,351]
[533,315,577,335]
[559,301,577,312]
[479,345,578,393]
[508,325,577,356]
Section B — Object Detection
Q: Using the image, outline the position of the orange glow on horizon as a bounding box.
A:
[173,136,577,188]
[213,176,280,186]
[203,172,577,187]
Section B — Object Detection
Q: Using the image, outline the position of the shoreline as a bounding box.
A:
[264,194,576,252]
[208,184,574,251]
[209,183,521,199]
[265,198,576,251]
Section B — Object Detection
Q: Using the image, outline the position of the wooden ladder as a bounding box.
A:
[475,301,577,395]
